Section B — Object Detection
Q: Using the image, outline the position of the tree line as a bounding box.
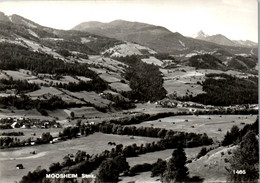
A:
[0,78,39,93]
[0,95,85,115]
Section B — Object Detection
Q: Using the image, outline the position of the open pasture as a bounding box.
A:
[0,132,159,183]
[66,91,111,108]
[161,66,254,97]
[0,72,9,80]
[58,93,85,104]
[43,75,79,85]
[76,76,92,82]
[187,145,236,182]
[27,78,47,85]
[82,56,126,74]
[161,67,205,97]
[4,70,36,81]
[0,109,51,120]
[102,42,156,57]
[99,72,122,83]
[18,38,63,60]
[126,103,184,115]
[27,86,63,98]
[0,127,62,141]
[120,146,210,183]
[142,56,163,66]
[109,82,131,92]
[66,106,105,118]
[119,171,159,183]
[130,114,257,141]
[126,146,203,167]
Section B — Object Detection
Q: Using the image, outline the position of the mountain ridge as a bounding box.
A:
[73,20,257,55]
[192,30,257,48]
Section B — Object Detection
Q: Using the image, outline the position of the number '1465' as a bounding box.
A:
[233,170,246,174]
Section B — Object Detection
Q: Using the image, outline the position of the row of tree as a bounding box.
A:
[0,78,39,93]
[0,132,53,148]
[0,94,86,115]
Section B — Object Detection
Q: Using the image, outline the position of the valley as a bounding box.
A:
[0,11,258,183]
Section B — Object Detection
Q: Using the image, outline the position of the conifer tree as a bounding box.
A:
[227,131,259,182]
[162,147,189,183]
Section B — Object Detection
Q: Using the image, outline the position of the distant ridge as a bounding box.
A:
[73,20,257,55]
[192,30,257,48]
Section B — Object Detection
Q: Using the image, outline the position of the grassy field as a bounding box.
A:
[64,90,111,108]
[102,42,156,57]
[120,144,235,183]
[0,72,9,80]
[3,70,36,81]
[126,103,185,115]
[160,67,205,97]
[0,127,62,141]
[0,109,52,120]
[126,146,204,167]
[99,72,122,83]
[119,146,209,183]
[109,82,131,92]
[119,171,160,183]
[187,145,236,182]
[83,56,126,74]
[27,86,63,97]
[161,66,254,97]
[0,133,159,183]
[142,57,163,66]
[130,114,257,141]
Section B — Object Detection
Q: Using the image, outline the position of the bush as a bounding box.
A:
[129,163,152,175]
[151,158,166,177]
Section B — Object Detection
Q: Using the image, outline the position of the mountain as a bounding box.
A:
[73,20,257,55]
[193,30,257,48]
[233,40,258,47]
[192,30,208,39]
[73,20,190,53]
[193,31,236,47]
[0,12,123,56]
[0,11,11,22]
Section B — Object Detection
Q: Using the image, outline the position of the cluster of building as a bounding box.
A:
[0,117,61,129]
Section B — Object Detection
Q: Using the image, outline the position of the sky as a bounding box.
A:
[0,0,258,42]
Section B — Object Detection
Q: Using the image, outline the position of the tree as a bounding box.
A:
[95,159,120,183]
[75,150,86,163]
[70,111,75,119]
[41,132,53,143]
[162,147,189,183]
[123,145,136,157]
[197,147,208,159]
[151,158,166,177]
[49,162,61,173]
[114,155,130,174]
[222,125,240,146]
[227,131,259,182]
[61,156,73,167]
